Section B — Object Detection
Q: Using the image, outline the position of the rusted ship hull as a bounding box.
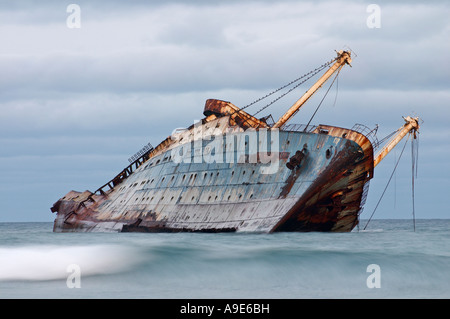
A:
[52,118,374,233]
[51,50,419,233]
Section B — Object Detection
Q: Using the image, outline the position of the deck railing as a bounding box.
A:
[94,143,154,195]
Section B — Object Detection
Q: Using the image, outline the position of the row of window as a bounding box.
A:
[117,189,256,205]
[117,168,259,193]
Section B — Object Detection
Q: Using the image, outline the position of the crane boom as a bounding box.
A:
[272,50,352,128]
[373,116,420,167]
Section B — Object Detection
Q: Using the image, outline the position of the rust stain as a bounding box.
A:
[271,139,371,232]
[204,99,269,130]
[278,148,307,199]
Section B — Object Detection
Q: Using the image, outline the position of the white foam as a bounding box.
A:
[359,229,384,232]
[0,244,142,281]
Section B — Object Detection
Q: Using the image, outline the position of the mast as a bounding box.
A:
[374,116,420,167]
[272,50,353,129]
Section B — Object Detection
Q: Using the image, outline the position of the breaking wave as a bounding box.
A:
[1,220,450,298]
[0,244,143,281]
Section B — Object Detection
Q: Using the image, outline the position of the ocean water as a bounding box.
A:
[0,219,449,299]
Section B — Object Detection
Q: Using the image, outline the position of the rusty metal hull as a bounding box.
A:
[52,118,374,233]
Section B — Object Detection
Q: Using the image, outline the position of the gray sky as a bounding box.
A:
[1,0,449,222]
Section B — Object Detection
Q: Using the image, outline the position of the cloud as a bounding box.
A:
[1,1,448,97]
[0,0,449,221]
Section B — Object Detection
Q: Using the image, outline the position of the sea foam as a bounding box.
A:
[0,244,142,281]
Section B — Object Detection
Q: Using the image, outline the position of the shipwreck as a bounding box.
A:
[51,50,419,233]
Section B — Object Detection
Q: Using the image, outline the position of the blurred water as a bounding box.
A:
[0,219,449,298]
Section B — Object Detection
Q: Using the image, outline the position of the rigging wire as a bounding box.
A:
[224,58,337,130]
[394,148,397,209]
[304,65,342,129]
[227,57,338,121]
[363,134,411,230]
[252,60,334,116]
[373,129,399,150]
[411,132,419,231]
[332,69,339,108]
